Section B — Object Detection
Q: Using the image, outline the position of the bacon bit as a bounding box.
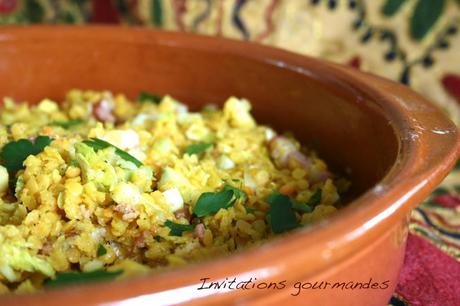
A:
[39,241,52,255]
[113,203,139,221]
[432,194,460,208]
[193,223,205,239]
[92,99,116,123]
[134,230,150,249]
[174,205,191,221]
[279,183,296,196]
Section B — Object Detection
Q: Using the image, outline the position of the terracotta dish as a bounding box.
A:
[0,26,458,306]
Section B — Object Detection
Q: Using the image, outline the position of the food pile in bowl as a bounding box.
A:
[0,90,348,293]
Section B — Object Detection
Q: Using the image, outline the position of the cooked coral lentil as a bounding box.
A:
[0,90,346,292]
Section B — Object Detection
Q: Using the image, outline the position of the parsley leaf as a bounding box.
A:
[50,119,84,129]
[223,184,247,201]
[307,189,322,206]
[193,189,235,217]
[82,138,143,167]
[0,136,52,175]
[97,244,107,257]
[291,201,313,213]
[266,192,299,234]
[164,220,196,236]
[45,269,122,288]
[184,143,213,156]
[138,91,162,104]
[274,189,322,215]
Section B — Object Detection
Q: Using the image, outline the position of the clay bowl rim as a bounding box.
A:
[0,26,459,305]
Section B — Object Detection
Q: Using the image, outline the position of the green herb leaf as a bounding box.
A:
[410,0,445,41]
[307,189,322,206]
[138,91,162,104]
[382,0,407,16]
[291,202,313,213]
[164,220,195,236]
[152,0,163,26]
[456,0,460,7]
[45,269,122,288]
[193,189,235,217]
[97,244,107,257]
[50,119,84,129]
[223,184,247,200]
[82,138,143,167]
[290,189,322,213]
[184,143,213,156]
[245,207,257,214]
[0,136,52,175]
[267,192,299,234]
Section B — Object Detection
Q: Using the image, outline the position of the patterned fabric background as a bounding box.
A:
[1,1,459,305]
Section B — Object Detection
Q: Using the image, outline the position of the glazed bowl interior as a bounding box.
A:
[0,27,398,199]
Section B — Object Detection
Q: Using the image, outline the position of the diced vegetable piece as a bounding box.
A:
[217,155,235,170]
[99,129,140,150]
[112,182,141,205]
[223,97,256,128]
[0,242,55,282]
[74,142,117,190]
[82,138,143,167]
[162,188,184,211]
[37,99,58,113]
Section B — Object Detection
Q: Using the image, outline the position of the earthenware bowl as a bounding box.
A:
[0,26,458,306]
